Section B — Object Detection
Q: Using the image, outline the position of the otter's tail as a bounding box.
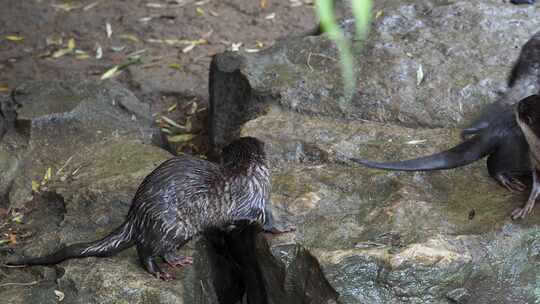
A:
[9,222,134,266]
[349,134,493,171]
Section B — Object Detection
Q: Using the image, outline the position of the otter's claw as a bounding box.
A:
[164,253,193,268]
[497,174,527,193]
[511,199,536,220]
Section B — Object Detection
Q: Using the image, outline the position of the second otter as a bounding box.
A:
[9,137,278,280]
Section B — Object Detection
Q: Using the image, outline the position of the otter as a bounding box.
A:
[511,95,540,219]
[8,137,282,280]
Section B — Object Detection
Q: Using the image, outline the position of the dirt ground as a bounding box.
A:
[0,0,317,153]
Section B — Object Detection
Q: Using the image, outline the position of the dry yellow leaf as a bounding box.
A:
[119,34,140,43]
[167,104,178,112]
[169,63,182,70]
[51,3,80,11]
[5,35,24,41]
[43,167,53,184]
[260,0,267,9]
[196,7,205,16]
[51,3,79,12]
[160,116,187,129]
[75,53,91,60]
[67,38,75,51]
[168,134,196,143]
[100,65,120,80]
[31,180,40,192]
[0,84,9,92]
[182,44,195,53]
[52,48,71,58]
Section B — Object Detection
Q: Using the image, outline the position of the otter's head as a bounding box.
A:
[221,137,267,170]
[516,95,540,135]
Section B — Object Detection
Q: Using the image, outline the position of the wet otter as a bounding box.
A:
[512,95,540,219]
[9,137,278,280]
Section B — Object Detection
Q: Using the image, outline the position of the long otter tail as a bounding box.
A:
[349,133,494,171]
[9,222,134,266]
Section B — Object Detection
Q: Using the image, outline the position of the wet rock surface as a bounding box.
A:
[210,0,540,149]
[209,0,540,303]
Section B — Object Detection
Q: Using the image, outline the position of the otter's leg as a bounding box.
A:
[163,252,193,268]
[136,244,174,281]
[486,139,530,192]
[512,169,540,219]
[262,204,295,234]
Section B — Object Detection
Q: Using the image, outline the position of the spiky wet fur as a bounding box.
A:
[9,137,270,279]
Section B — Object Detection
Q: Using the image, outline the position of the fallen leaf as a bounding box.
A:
[11,213,23,223]
[167,104,178,112]
[182,44,196,53]
[75,53,90,60]
[0,84,9,92]
[375,10,383,19]
[231,42,242,52]
[100,65,120,80]
[106,22,112,39]
[147,3,166,8]
[110,45,126,52]
[416,64,424,86]
[52,48,71,58]
[265,13,276,20]
[96,45,103,59]
[196,7,205,16]
[8,233,17,245]
[405,139,427,145]
[67,38,75,51]
[42,167,52,184]
[187,101,198,115]
[169,63,182,70]
[256,41,264,48]
[46,35,63,46]
[54,290,65,302]
[261,0,267,9]
[167,134,197,143]
[31,180,40,192]
[83,1,100,11]
[51,3,80,11]
[139,16,153,22]
[119,34,140,43]
[5,35,24,41]
[160,116,188,130]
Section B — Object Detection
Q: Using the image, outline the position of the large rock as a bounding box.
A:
[6,80,159,207]
[209,0,540,303]
[209,0,540,150]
